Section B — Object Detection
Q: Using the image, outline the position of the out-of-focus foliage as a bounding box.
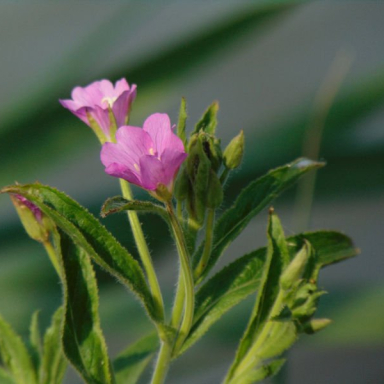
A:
[1,2,384,383]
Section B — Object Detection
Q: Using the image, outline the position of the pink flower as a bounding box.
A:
[13,194,43,221]
[59,78,137,140]
[101,113,187,193]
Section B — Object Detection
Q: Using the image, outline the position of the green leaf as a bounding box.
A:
[231,358,285,384]
[113,333,159,384]
[230,212,289,372]
[39,307,67,384]
[181,229,357,357]
[1,184,158,323]
[192,101,219,135]
[0,367,14,384]
[28,311,42,374]
[100,196,167,221]
[0,314,37,384]
[57,229,114,384]
[180,249,266,355]
[177,97,187,148]
[193,158,324,280]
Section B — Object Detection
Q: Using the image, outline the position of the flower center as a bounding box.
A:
[101,96,118,107]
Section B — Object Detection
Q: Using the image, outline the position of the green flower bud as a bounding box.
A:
[206,170,223,209]
[280,243,309,290]
[301,318,332,334]
[10,195,53,243]
[223,130,244,170]
[174,166,190,202]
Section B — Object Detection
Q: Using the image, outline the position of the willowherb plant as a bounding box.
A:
[0,78,358,384]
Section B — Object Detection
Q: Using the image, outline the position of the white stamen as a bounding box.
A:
[101,96,117,107]
[134,163,140,171]
[149,148,155,155]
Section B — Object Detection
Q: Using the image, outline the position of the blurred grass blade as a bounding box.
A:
[0,314,37,384]
[193,158,324,281]
[113,333,159,384]
[0,3,294,186]
[57,229,114,384]
[39,307,67,384]
[1,184,159,324]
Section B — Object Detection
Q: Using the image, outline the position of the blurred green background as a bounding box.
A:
[1,2,383,383]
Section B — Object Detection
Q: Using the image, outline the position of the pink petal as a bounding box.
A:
[89,105,111,136]
[59,100,90,126]
[104,163,141,186]
[160,149,188,183]
[112,90,131,128]
[143,113,173,155]
[115,126,155,161]
[114,78,130,94]
[139,155,166,190]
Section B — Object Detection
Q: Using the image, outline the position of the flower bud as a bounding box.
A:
[206,170,223,209]
[280,243,309,290]
[302,318,332,334]
[11,195,53,243]
[223,130,244,170]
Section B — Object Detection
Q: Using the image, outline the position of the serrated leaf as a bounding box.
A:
[113,333,159,384]
[0,314,37,384]
[101,196,167,221]
[181,230,357,357]
[57,229,114,384]
[39,307,67,384]
[1,184,158,323]
[180,249,267,355]
[177,97,187,148]
[193,158,324,280]
[28,311,42,374]
[192,101,219,135]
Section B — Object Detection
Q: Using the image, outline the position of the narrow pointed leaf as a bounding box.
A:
[113,333,159,384]
[28,311,42,374]
[0,314,37,384]
[181,230,357,356]
[192,101,219,135]
[1,184,158,323]
[39,307,67,384]
[101,196,167,221]
[57,229,113,384]
[177,97,187,148]
[230,212,289,371]
[193,158,324,280]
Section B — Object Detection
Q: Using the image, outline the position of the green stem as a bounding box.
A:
[194,209,215,281]
[170,273,185,329]
[42,241,61,277]
[151,341,172,384]
[229,290,285,381]
[119,179,165,321]
[166,202,195,355]
[220,167,230,185]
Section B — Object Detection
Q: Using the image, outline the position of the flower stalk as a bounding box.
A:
[120,179,165,321]
[166,202,195,355]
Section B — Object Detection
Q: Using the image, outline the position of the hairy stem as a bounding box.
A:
[166,202,195,355]
[120,179,165,321]
[43,240,61,276]
[151,341,172,384]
